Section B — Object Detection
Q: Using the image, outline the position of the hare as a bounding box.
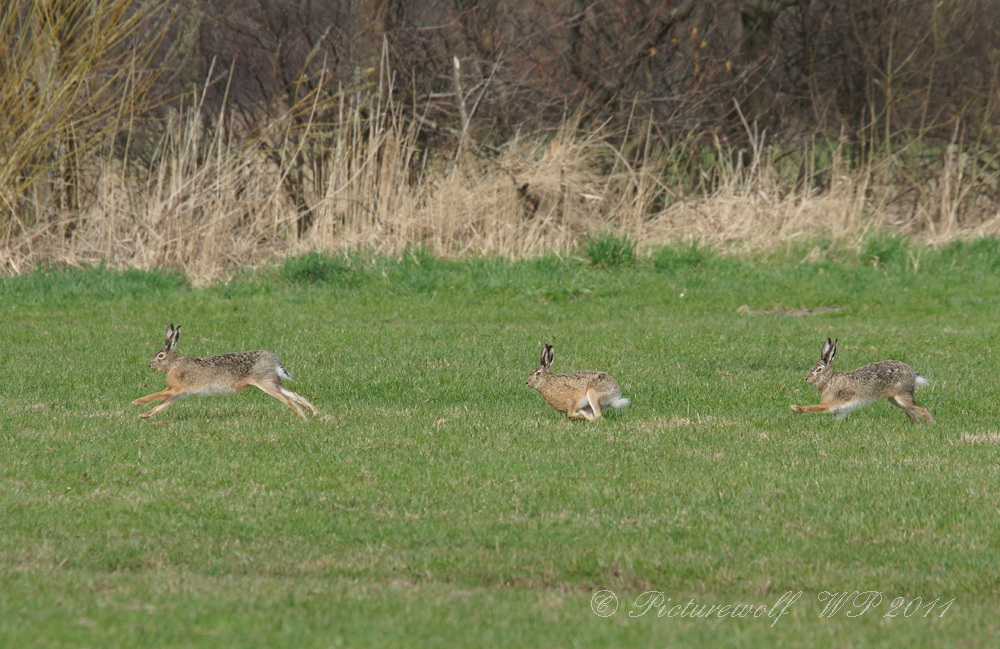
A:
[526,344,629,421]
[790,338,933,424]
[132,324,319,420]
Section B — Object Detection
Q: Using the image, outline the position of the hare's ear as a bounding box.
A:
[541,344,554,369]
[821,338,837,363]
[165,324,181,351]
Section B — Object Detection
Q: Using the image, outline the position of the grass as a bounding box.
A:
[584,232,638,270]
[1,240,999,647]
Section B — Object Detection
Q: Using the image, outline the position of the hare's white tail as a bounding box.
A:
[609,396,631,409]
[277,363,293,381]
[915,375,929,387]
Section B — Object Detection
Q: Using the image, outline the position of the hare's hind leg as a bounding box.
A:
[585,388,604,421]
[889,395,933,424]
[914,404,933,423]
[282,386,318,416]
[254,380,310,420]
[567,396,595,421]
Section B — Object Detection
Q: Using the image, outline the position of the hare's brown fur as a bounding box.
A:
[526,344,629,421]
[133,324,318,420]
[790,338,932,424]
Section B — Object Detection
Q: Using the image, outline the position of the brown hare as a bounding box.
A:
[133,324,318,420]
[526,344,629,421]
[790,338,933,424]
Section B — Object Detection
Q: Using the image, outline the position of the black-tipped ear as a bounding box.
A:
[821,337,836,363]
[542,344,555,367]
[166,324,180,350]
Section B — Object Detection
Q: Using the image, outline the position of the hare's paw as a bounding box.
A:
[790,404,803,413]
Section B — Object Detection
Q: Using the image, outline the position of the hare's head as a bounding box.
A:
[149,324,181,371]
[526,343,555,389]
[805,337,837,387]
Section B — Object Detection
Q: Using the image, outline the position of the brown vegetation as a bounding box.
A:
[2,0,1000,282]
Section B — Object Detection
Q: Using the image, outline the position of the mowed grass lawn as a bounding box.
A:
[1,241,998,647]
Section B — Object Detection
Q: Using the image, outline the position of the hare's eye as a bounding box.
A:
[157,352,166,359]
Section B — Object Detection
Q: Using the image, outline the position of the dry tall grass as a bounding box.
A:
[5,92,1000,284]
[4,1,1000,283]
[4,2,1000,283]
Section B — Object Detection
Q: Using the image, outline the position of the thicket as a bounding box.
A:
[2,0,999,282]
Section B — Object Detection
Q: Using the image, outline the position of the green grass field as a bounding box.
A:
[2,240,999,647]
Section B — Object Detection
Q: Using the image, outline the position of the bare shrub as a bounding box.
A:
[0,0,169,245]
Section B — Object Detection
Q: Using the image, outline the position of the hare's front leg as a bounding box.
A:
[137,394,184,418]
[133,387,175,406]
[567,398,595,421]
[133,378,184,418]
[790,403,832,414]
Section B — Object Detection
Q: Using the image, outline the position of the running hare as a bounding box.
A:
[133,324,318,420]
[526,344,629,421]
[790,338,932,424]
